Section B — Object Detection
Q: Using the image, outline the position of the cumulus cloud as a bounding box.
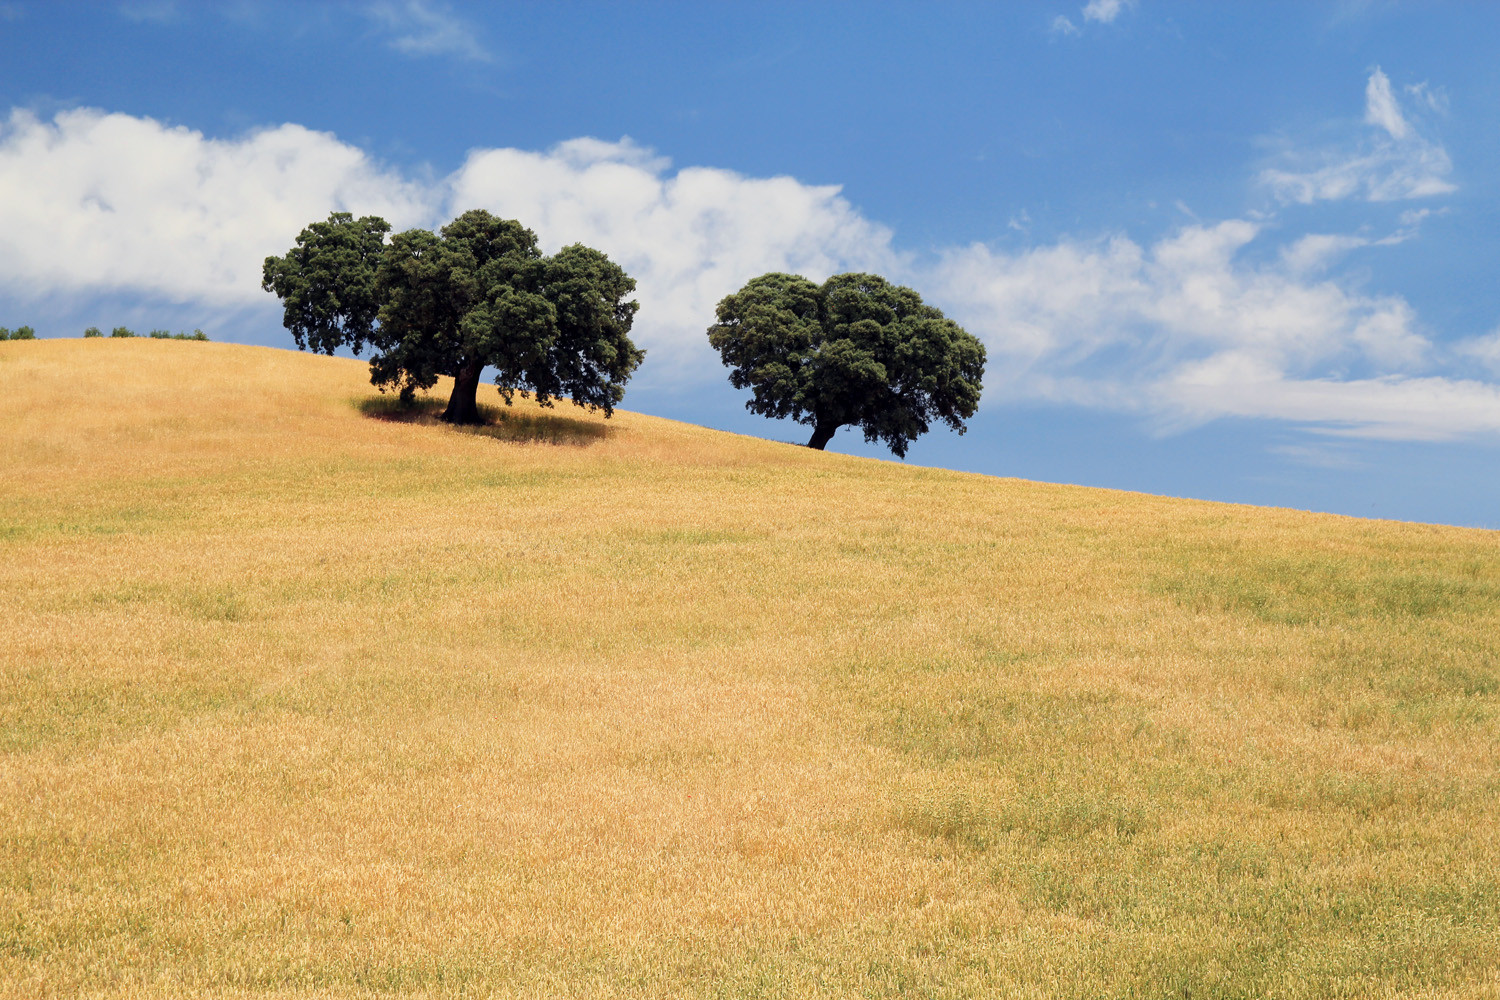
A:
[0,107,894,375]
[935,220,1427,373]
[0,108,435,306]
[2,104,1497,441]
[1260,67,1455,203]
[446,139,897,374]
[931,220,1500,440]
[362,0,490,62]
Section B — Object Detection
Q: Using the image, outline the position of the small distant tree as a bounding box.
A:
[84,327,103,338]
[707,272,985,456]
[263,209,645,425]
[0,326,34,340]
[111,327,135,338]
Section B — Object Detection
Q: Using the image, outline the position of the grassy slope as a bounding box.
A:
[1,338,1498,998]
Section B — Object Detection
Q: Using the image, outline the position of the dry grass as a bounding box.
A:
[1,337,1498,998]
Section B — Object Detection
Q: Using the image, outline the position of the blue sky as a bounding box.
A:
[3,1,1499,527]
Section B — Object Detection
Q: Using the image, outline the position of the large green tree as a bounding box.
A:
[707,272,985,456]
[262,210,644,425]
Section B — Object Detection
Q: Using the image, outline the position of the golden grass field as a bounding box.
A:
[2,337,1498,998]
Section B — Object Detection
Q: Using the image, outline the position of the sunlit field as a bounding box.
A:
[2,338,1498,998]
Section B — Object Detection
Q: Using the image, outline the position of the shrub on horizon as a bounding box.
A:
[114,327,208,340]
[84,327,103,338]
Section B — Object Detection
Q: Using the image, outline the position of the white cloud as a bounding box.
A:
[933,234,1146,366]
[362,0,490,62]
[1399,207,1444,229]
[1363,67,1409,139]
[0,108,894,377]
[446,140,898,374]
[1082,0,1133,23]
[1278,233,1372,275]
[1055,0,1132,34]
[1050,15,1079,36]
[117,1,178,23]
[936,220,1427,373]
[2,104,1497,442]
[1268,442,1366,470]
[1404,81,1448,115]
[1457,330,1500,376]
[1261,67,1455,204]
[0,109,436,306]
[929,219,1500,440]
[1162,364,1500,441]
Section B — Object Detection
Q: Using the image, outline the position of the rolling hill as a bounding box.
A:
[2,338,1498,998]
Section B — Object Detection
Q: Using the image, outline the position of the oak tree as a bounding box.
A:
[707,272,985,456]
[263,210,645,425]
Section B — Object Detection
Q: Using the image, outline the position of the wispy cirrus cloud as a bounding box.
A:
[1260,67,1455,204]
[117,0,178,23]
[1082,0,1134,24]
[1053,0,1134,35]
[362,0,490,63]
[1456,329,1500,377]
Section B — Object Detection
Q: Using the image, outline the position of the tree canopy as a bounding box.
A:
[262,210,645,424]
[707,272,985,457]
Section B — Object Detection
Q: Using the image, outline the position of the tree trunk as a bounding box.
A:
[806,418,840,450]
[441,361,485,425]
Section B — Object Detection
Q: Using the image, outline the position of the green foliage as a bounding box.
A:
[708,272,986,456]
[261,212,390,356]
[111,327,135,338]
[263,209,645,424]
[141,329,209,341]
[0,326,36,340]
[83,327,103,338]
